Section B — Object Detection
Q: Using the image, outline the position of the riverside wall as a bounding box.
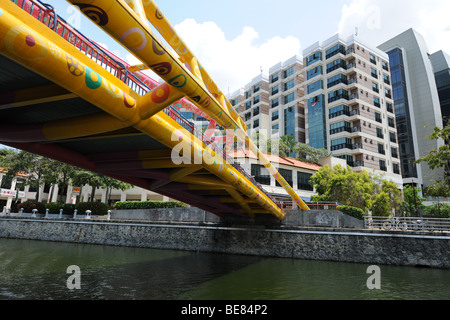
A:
[0,214,449,269]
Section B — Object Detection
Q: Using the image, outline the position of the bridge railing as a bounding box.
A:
[12,0,276,205]
[364,216,450,232]
[276,201,340,210]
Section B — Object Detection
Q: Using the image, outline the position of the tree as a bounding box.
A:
[70,169,132,203]
[294,143,330,163]
[310,164,402,214]
[0,149,55,201]
[401,185,426,217]
[310,165,374,211]
[372,192,391,216]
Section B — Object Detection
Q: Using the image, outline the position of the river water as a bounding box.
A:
[0,238,449,300]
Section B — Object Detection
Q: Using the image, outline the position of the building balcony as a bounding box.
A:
[353,160,365,167]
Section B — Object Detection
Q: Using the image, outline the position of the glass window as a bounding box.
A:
[272,110,279,121]
[284,106,295,137]
[307,66,323,80]
[284,79,295,91]
[276,169,293,187]
[307,51,322,66]
[308,80,323,94]
[251,164,271,185]
[298,172,313,191]
[284,92,295,104]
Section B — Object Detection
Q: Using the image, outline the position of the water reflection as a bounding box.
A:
[0,238,449,300]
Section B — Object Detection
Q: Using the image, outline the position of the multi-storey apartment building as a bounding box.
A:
[229,56,305,144]
[429,50,450,127]
[303,34,402,185]
[378,29,445,189]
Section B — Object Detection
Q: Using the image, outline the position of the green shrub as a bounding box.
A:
[17,200,46,213]
[338,205,365,220]
[75,202,110,216]
[424,203,450,218]
[113,200,186,210]
[45,202,76,215]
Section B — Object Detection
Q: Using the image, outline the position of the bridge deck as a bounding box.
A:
[0,0,287,219]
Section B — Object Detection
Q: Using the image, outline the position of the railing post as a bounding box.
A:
[19,208,24,216]
[32,209,37,218]
[107,210,111,221]
[85,210,91,219]
[59,209,63,218]
[73,209,77,219]
[45,208,49,218]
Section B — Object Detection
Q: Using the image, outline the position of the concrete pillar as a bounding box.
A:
[140,192,147,202]
[120,192,127,202]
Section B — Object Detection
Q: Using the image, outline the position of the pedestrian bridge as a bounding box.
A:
[0,0,310,220]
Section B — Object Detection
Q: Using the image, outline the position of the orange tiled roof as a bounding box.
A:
[231,149,322,171]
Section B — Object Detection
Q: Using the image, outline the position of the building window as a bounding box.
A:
[272,97,279,108]
[385,88,392,99]
[378,143,385,155]
[372,82,379,93]
[253,95,260,104]
[393,163,400,174]
[386,102,393,113]
[253,84,260,93]
[272,124,279,133]
[376,127,384,139]
[272,110,279,121]
[331,137,352,151]
[271,73,279,83]
[307,65,323,80]
[373,96,380,107]
[297,172,313,191]
[284,106,295,137]
[326,59,347,73]
[276,168,293,187]
[308,80,323,94]
[253,119,259,128]
[330,121,352,135]
[388,117,395,128]
[392,147,398,158]
[271,85,279,95]
[379,160,387,171]
[389,132,396,143]
[284,79,295,91]
[284,92,295,104]
[328,89,349,103]
[284,66,294,78]
[251,164,271,185]
[307,51,322,66]
[371,68,378,79]
[325,44,346,59]
[308,94,327,149]
[327,74,348,88]
[375,112,382,123]
[329,104,350,118]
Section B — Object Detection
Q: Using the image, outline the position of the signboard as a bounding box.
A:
[72,187,81,193]
[0,189,25,198]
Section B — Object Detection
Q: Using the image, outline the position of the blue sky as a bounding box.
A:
[41,0,450,94]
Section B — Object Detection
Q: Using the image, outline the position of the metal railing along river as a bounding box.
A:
[364,216,450,232]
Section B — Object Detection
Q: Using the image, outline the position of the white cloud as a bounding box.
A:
[338,0,450,54]
[172,19,302,93]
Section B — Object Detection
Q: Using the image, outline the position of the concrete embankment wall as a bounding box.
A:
[0,216,449,269]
